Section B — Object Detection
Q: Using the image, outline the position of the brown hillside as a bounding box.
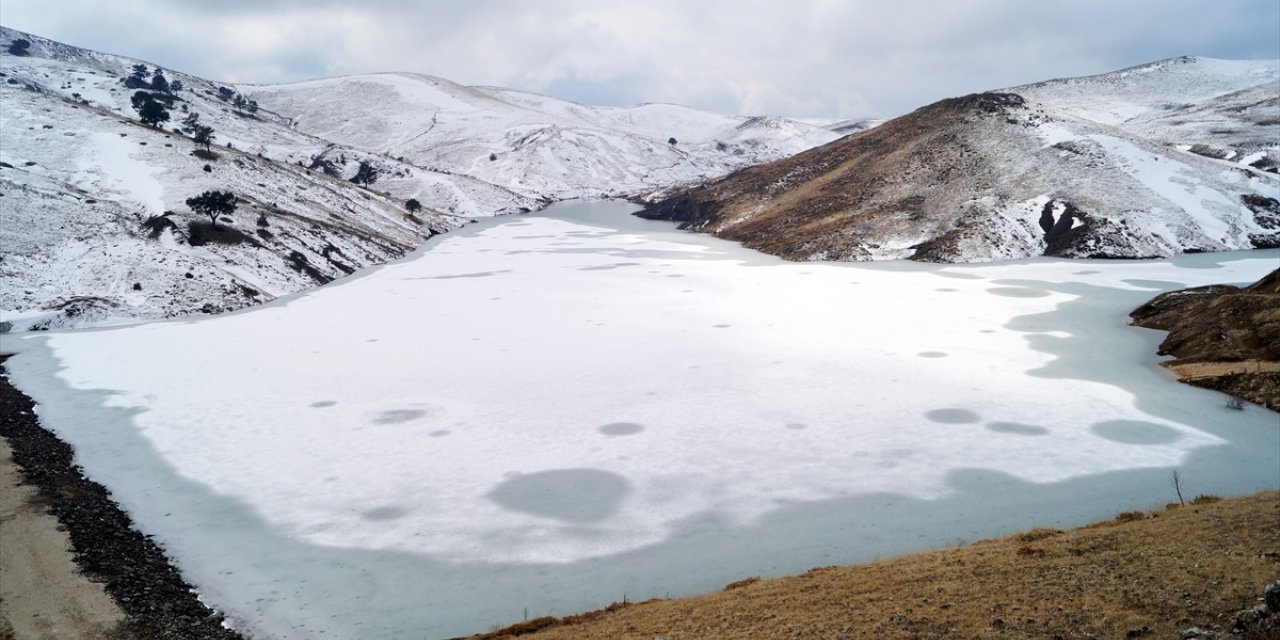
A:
[472,492,1280,640]
[639,85,1279,263]
[640,93,1050,262]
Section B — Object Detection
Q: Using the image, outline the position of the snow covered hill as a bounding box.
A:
[0,26,849,329]
[244,74,849,201]
[640,57,1280,263]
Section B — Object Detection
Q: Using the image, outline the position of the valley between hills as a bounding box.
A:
[1,23,1277,640]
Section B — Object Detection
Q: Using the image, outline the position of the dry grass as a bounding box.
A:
[471,492,1279,639]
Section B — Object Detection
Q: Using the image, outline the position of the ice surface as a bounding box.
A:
[5,200,1278,639]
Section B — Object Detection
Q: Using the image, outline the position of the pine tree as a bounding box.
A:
[181,112,201,134]
[151,70,170,94]
[126,64,150,89]
[192,125,215,151]
[131,91,170,127]
[406,198,422,213]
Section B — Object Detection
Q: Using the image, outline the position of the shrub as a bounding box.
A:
[142,213,178,238]
[1225,396,1246,410]
[7,39,31,56]
[351,160,378,187]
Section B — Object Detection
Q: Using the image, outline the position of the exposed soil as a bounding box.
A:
[1130,269,1280,410]
[0,355,244,640]
[471,493,1280,640]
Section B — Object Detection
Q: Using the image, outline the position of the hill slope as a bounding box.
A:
[244,73,850,201]
[640,57,1280,262]
[475,492,1280,640]
[0,26,847,329]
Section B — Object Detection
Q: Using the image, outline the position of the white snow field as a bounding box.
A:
[4,200,1279,639]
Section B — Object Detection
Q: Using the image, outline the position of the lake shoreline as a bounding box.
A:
[0,354,244,640]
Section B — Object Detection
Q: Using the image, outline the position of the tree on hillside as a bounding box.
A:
[181,111,201,134]
[186,190,237,229]
[192,124,215,151]
[170,79,184,93]
[7,39,31,56]
[352,161,378,188]
[151,70,171,94]
[247,99,259,114]
[233,94,246,113]
[131,91,170,127]
[406,198,422,213]
[126,64,150,89]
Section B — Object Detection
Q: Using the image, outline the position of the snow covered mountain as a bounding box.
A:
[0,26,850,329]
[244,74,849,201]
[640,57,1280,262]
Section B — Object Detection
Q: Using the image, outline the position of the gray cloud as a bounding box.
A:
[2,0,1276,117]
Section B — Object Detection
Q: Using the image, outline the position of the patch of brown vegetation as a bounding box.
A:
[1130,269,1280,410]
[470,492,1280,640]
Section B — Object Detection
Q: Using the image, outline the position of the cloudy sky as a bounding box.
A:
[3,0,1277,117]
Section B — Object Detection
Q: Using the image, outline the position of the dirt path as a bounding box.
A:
[0,439,125,640]
[0,355,242,640]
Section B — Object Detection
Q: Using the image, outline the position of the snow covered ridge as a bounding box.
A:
[641,57,1280,263]
[0,26,853,330]
[243,74,855,202]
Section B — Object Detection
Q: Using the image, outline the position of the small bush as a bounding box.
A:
[142,213,177,238]
[8,38,32,56]
[1190,495,1222,505]
[723,577,760,591]
[1015,527,1063,543]
[1114,511,1146,524]
[1224,396,1246,410]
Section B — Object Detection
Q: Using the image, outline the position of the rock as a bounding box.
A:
[1232,605,1269,632]
[1130,269,1280,411]
[1264,581,1279,613]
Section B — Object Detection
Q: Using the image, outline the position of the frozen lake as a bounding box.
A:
[5,199,1278,639]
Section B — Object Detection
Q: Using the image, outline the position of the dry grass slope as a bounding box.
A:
[471,492,1280,640]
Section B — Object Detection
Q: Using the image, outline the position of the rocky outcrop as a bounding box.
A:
[1130,270,1280,410]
